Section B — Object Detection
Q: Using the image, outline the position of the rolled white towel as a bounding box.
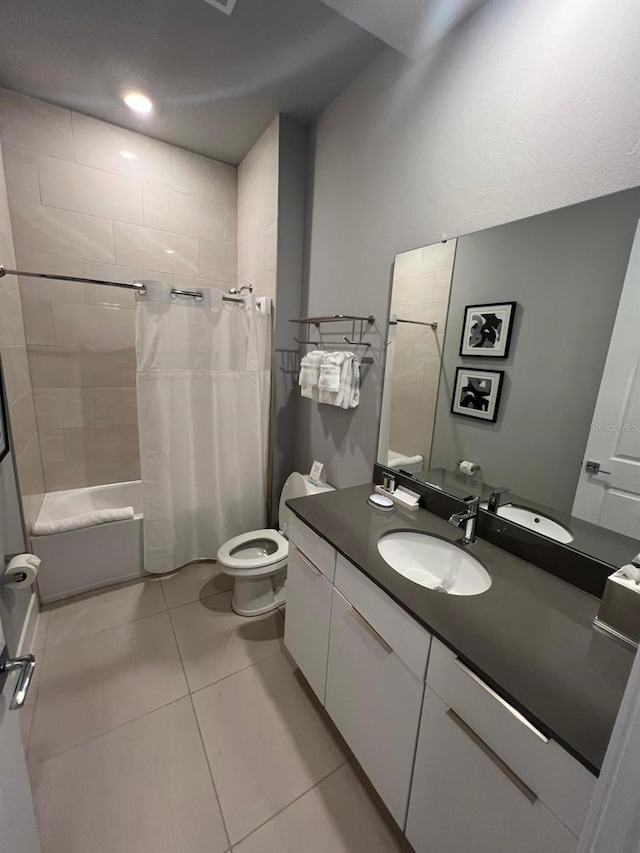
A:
[299,350,323,399]
[33,506,135,536]
[348,357,360,408]
[318,352,345,392]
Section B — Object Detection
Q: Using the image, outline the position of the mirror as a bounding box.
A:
[378,187,640,566]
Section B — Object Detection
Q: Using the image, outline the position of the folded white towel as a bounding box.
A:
[318,352,345,392]
[299,350,323,399]
[33,507,135,536]
[318,352,360,408]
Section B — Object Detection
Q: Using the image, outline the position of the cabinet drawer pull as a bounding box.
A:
[446,709,538,806]
[454,658,549,743]
[347,605,393,655]
[296,549,322,576]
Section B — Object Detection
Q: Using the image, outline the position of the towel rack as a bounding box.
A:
[290,314,375,363]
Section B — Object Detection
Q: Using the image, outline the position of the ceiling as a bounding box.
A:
[0,0,382,164]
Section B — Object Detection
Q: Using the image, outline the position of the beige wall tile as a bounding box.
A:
[10,200,115,262]
[223,205,237,243]
[82,262,173,308]
[71,113,172,186]
[264,221,277,272]
[38,155,143,224]
[34,388,94,429]
[0,88,73,160]
[6,345,32,403]
[142,184,225,241]
[394,247,423,280]
[170,146,236,204]
[92,387,137,426]
[15,434,45,526]
[44,457,140,491]
[421,241,456,274]
[237,237,264,281]
[22,297,55,345]
[28,346,136,389]
[172,275,229,293]
[114,222,199,276]
[8,391,37,456]
[63,424,139,465]
[0,287,26,346]
[52,302,135,350]
[17,252,86,304]
[2,145,40,204]
[39,428,66,467]
[199,238,236,283]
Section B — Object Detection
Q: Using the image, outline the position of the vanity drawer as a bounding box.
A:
[334,554,431,680]
[288,516,336,582]
[426,639,596,837]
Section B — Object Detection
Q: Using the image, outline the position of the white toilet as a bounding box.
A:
[217,472,334,616]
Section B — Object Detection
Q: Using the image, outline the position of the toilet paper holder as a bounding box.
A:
[0,553,36,588]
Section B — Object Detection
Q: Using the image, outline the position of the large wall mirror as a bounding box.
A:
[378,187,640,566]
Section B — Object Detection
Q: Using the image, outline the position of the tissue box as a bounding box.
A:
[595,570,640,649]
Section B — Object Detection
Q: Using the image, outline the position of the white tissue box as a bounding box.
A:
[595,569,640,649]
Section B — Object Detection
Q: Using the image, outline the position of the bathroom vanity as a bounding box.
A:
[284,485,634,853]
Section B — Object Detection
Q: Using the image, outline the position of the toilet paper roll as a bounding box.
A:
[458,460,480,475]
[4,554,40,589]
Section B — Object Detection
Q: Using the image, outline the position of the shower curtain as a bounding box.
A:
[135,282,271,574]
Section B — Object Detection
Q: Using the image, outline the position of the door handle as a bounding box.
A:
[295,548,322,576]
[0,654,36,710]
[585,460,612,476]
[347,605,393,655]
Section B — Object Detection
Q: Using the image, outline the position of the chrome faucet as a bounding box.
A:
[449,495,481,545]
[487,487,510,514]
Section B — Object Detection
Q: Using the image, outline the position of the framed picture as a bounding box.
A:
[459,301,517,358]
[0,362,8,463]
[451,367,505,423]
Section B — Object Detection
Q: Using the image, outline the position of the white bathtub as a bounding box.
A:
[32,481,144,603]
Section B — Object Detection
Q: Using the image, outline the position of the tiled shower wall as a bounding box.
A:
[0,88,238,492]
[388,240,456,465]
[0,143,45,526]
[237,118,279,299]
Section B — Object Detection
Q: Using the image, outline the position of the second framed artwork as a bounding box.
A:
[451,368,505,422]
[459,301,517,358]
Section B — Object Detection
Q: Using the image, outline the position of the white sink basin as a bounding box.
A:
[377,531,491,596]
[479,502,574,544]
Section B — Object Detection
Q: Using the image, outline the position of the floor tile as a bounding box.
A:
[32,698,229,853]
[233,764,403,853]
[193,652,344,844]
[44,578,166,648]
[170,591,284,692]
[161,560,233,609]
[30,611,188,763]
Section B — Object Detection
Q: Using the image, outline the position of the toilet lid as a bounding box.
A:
[278,473,308,535]
[217,529,288,570]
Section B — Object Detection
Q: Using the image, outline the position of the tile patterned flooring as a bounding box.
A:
[22,563,404,853]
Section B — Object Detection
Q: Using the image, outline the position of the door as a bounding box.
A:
[0,618,41,853]
[406,687,577,853]
[283,545,333,702]
[572,220,640,537]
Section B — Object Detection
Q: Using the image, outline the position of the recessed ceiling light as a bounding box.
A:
[123,91,153,114]
[165,249,176,255]
[119,150,137,160]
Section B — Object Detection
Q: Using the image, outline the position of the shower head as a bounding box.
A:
[229,284,253,295]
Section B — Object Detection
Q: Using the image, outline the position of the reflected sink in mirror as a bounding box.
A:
[479,502,574,544]
[377,531,491,596]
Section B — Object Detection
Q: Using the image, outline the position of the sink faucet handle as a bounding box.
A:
[463,494,481,508]
[487,487,510,513]
[490,486,510,496]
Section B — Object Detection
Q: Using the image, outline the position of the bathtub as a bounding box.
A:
[32,481,144,603]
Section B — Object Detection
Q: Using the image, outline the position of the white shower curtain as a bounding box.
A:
[135,282,271,574]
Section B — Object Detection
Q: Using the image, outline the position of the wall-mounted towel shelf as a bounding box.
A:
[290,314,375,364]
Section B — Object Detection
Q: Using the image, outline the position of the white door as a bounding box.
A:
[572,221,640,538]
[0,618,41,853]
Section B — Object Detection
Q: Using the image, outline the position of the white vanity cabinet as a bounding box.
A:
[406,638,596,853]
[324,555,431,827]
[284,544,334,702]
[406,686,579,853]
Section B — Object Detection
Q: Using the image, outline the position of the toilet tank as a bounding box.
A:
[278,472,334,536]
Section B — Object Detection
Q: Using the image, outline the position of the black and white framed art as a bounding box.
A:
[451,367,505,423]
[459,301,517,358]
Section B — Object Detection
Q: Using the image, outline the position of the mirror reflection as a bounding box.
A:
[378,187,640,564]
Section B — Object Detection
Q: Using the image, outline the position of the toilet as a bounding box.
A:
[217,472,334,616]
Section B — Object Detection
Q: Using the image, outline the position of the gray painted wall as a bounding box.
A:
[430,188,640,513]
[296,0,640,488]
[270,117,308,524]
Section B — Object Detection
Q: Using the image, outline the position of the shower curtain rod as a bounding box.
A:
[0,265,245,304]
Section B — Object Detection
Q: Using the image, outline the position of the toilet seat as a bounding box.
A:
[217,529,288,575]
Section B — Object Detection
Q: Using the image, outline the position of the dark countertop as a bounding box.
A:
[287,484,635,776]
